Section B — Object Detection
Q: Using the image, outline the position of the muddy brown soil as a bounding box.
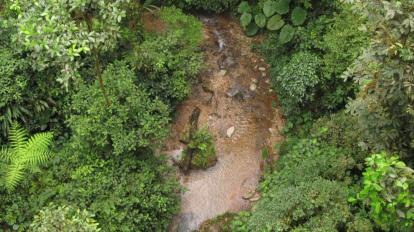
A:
[164,15,284,232]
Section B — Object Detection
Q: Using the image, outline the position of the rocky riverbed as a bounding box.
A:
[164,15,284,232]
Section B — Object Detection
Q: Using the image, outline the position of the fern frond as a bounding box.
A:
[5,163,25,192]
[23,150,53,167]
[0,146,12,162]
[24,132,53,153]
[1,123,54,192]
[9,122,28,155]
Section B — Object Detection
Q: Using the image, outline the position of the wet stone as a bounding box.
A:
[177,213,197,232]
[249,193,260,202]
[218,69,227,77]
[242,190,256,200]
[227,86,251,101]
[249,83,257,91]
[226,126,235,138]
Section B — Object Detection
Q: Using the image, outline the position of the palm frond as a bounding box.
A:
[5,163,25,192]
[9,122,28,154]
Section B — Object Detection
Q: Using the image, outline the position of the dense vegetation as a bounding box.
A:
[228,0,414,232]
[0,1,201,231]
[1,0,413,231]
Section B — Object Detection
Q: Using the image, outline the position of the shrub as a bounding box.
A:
[127,7,203,106]
[353,153,414,231]
[0,148,180,231]
[259,3,367,120]
[261,138,355,191]
[180,127,217,170]
[198,212,236,232]
[346,213,374,232]
[271,51,321,117]
[12,0,130,88]
[320,6,368,79]
[69,61,170,155]
[346,0,414,157]
[128,33,202,106]
[231,133,374,231]
[51,151,180,232]
[30,203,100,232]
[164,0,240,13]
[158,7,203,47]
[247,178,351,231]
[317,6,368,111]
[310,111,368,167]
[0,29,70,143]
[238,0,308,38]
[0,47,30,138]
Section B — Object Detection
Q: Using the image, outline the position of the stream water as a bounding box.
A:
[164,15,283,232]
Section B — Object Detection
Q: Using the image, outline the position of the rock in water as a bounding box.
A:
[250,83,257,91]
[242,190,256,200]
[249,192,260,202]
[226,126,235,138]
[218,69,227,77]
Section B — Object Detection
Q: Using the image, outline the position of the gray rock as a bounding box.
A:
[227,85,251,101]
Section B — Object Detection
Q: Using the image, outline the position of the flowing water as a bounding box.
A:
[164,15,283,232]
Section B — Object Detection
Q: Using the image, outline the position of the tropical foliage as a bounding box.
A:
[229,0,414,231]
[1,0,414,231]
[353,153,414,231]
[30,203,100,232]
[164,0,240,13]
[179,127,217,170]
[238,0,308,38]
[259,1,367,120]
[0,122,53,192]
[10,0,131,89]
[69,61,170,155]
[0,3,197,231]
[345,0,414,157]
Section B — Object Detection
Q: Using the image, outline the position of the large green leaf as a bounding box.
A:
[240,13,253,27]
[263,0,277,17]
[246,23,259,37]
[275,0,290,15]
[238,1,251,14]
[267,14,285,31]
[291,7,307,26]
[255,13,267,28]
[279,24,295,44]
